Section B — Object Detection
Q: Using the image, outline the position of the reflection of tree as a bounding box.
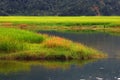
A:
[0,60,96,75]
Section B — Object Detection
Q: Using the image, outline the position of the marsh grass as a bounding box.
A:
[8,36,106,60]
[0,27,107,60]
[0,16,120,33]
[0,16,120,27]
[0,27,44,52]
[0,27,44,43]
[42,36,72,49]
[0,37,26,52]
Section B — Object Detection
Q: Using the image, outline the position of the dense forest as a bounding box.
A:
[0,0,120,16]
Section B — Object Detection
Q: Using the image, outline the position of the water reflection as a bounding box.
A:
[1,59,120,80]
[0,61,30,75]
[0,60,95,75]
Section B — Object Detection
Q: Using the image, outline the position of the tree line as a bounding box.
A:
[0,0,120,16]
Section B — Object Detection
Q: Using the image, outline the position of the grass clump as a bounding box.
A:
[41,36,107,60]
[42,36,71,49]
[0,27,107,60]
[0,37,26,52]
[0,27,44,43]
[0,27,45,53]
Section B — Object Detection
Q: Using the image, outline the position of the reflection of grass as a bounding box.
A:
[57,28,120,36]
[36,60,96,70]
[0,61,30,75]
[0,60,96,74]
[0,27,107,60]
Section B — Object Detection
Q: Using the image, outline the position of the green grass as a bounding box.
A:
[0,27,106,60]
[0,16,120,27]
[0,28,44,43]
[0,27,44,52]
[0,16,119,33]
[1,16,116,60]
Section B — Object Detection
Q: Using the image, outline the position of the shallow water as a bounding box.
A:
[0,31,120,80]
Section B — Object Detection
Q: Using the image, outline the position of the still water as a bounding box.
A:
[0,31,120,80]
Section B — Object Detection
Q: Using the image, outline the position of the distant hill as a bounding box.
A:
[0,0,120,16]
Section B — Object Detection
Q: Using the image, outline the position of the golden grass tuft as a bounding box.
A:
[42,36,72,49]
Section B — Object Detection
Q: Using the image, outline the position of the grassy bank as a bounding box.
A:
[0,16,120,27]
[0,16,120,33]
[0,27,106,60]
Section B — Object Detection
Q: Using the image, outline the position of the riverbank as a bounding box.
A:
[0,16,120,33]
[0,16,120,27]
[0,27,106,60]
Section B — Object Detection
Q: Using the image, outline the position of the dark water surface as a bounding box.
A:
[0,31,120,80]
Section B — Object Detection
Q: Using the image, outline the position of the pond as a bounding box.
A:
[0,31,120,80]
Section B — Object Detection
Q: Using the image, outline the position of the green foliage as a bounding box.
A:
[0,0,120,16]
